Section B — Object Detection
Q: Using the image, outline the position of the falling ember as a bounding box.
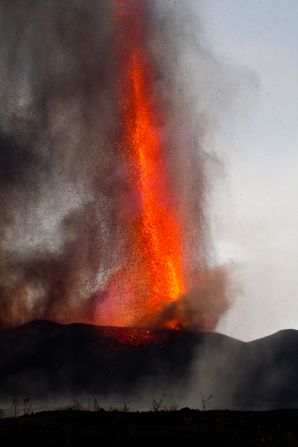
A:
[107,0,186,328]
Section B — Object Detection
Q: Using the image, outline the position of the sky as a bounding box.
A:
[197,0,298,340]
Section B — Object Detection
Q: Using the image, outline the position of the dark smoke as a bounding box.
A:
[0,0,229,329]
[0,0,119,327]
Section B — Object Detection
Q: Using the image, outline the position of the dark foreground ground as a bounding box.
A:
[0,409,298,446]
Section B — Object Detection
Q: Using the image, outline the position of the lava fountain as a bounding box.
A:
[0,1,231,332]
[95,0,186,329]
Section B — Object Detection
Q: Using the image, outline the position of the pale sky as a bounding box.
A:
[198,1,298,340]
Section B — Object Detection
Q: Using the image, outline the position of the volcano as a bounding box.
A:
[1,321,298,410]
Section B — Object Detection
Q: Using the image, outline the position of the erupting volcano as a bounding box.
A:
[0,0,229,333]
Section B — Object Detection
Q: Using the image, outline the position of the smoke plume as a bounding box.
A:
[0,0,229,329]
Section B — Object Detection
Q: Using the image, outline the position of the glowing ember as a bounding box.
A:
[102,0,186,327]
[96,326,171,348]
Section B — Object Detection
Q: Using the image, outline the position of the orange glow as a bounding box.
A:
[96,326,172,348]
[113,0,185,326]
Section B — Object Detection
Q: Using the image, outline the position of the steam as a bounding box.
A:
[0,0,229,329]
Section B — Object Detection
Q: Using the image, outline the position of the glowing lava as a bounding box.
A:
[111,0,186,328]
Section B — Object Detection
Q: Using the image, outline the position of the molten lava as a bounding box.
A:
[110,0,186,328]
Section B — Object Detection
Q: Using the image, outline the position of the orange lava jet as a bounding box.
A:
[108,0,186,328]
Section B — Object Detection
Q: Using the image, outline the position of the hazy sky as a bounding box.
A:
[198,1,298,340]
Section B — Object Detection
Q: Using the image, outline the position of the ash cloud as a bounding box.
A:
[0,0,121,328]
[150,266,230,331]
[0,0,230,329]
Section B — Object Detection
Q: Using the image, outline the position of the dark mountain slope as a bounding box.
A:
[1,321,298,409]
